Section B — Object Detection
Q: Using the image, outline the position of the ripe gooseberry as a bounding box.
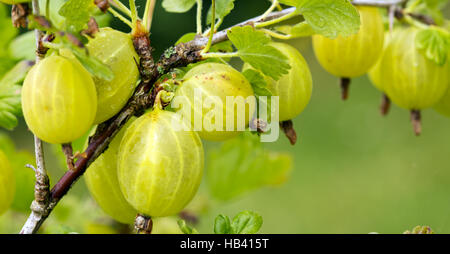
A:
[0,150,15,215]
[312,6,384,100]
[85,118,138,224]
[244,42,313,122]
[118,107,204,217]
[172,62,255,141]
[21,55,97,144]
[374,27,449,135]
[86,28,140,124]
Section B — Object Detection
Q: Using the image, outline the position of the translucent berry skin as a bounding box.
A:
[173,63,255,141]
[86,28,140,124]
[245,43,313,122]
[368,32,390,92]
[85,119,137,224]
[0,150,15,215]
[312,6,384,78]
[21,55,97,144]
[433,55,450,117]
[118,109,204,217]
[376,28,449,110]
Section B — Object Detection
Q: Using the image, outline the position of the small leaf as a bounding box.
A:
[231,211,263,234]
[415,26,450,66]
[214,215,232,234]
[207,0,235,24]
[296,0,360,39]
[8,31,36,61]
[162,0,197,13]
[178,220,198,234]
[276,22,316,38]
[242,69,272,97]
[70,49,114,81]
[227,26,290,80]
[176,33,197,45]
[59,0,97,33]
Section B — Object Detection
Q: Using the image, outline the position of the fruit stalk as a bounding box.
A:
[20,0,408,233]
[410,110,422,136]
[135,214,153,234]
[380,93,391,116]
[280,120,298,145]
[340,78,351,101]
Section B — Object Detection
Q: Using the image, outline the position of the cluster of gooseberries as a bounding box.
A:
[15,15,313,221]
[2,1,447,227]
[313,6,450,136]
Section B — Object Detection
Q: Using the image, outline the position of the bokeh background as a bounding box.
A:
[1,0,450,234]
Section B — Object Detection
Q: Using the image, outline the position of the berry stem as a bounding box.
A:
[201,0,216,54]
[196,0,203,34]
[109,0,132,17]
[340,78,351,101]
[380,93,391,116]
[280,120,298,145]
[411,110,422,136]
[143,0,157,32]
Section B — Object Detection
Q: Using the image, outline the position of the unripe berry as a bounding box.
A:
[85,119,138,224]
[118,109,204,217]
[21,55,97,144]
[173,63,255,141]
[86,28,140,124]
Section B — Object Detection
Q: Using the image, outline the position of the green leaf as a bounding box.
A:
[296,0,360,39]
[275,22,316,38]
[207,132,293,201]
[0,4,18,58]
[227,26,290,80]
[70,49,114,82]
[0,61,34,130]
[177,220,198,234]
[176,33,197,45]
[162,0,197,13]
[59,0,97,33]
[8,31,36,61]
[231,211,263,234]
[242,69,272,97]
[415,26,450,66]
[214,215,232,234]
[207,0,235,24]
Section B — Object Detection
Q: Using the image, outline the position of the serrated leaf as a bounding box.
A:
[162,0,197,13]
[59,0,97,33]
[227,26,290,80]
[207,132,293,201]
[207,0,235,24]
[0,61,34,130]
[231,211,263,234]
[275,22,316,38]
[214,215,232,234]
[242,69,272,96]
[296,0,360,39]
[415,27,450,66]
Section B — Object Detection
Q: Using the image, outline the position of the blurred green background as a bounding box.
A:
[1,0,450,234]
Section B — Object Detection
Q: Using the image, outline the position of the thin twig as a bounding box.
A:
[21,0,51,234]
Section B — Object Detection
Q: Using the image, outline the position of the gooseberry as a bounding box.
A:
[21,55,97,144]
[86,28,140,124]
[85,118,138,224]
[0,150,15,215]
[244,42,313,122]
[118,108,204,217]
[312,6,384,99]
[0,0,30,4]
[172,62,255,141]
[374,27,449,134]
